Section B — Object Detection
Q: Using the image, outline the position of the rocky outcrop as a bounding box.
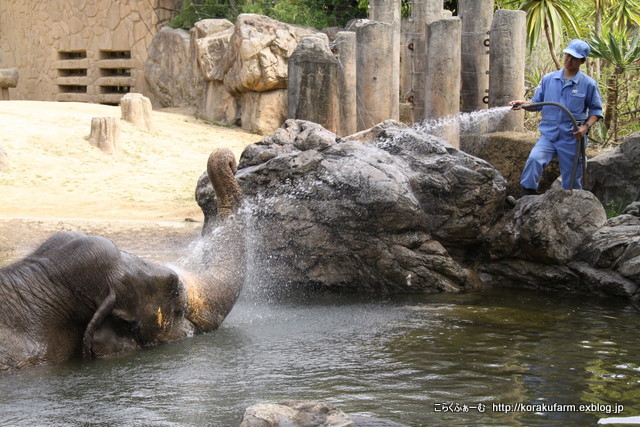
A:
[485,189,607,264]
[481,189,639,298]
[194,19,235,81]
[373,125,507,248]
[222,14,315,95]
[624,202,640,217]
[239,90,288,136]
[144,26,205,109]
[147,15,315,135]
[200,120,503,293]
[579,215,640,289]
[193,19,240,125]
[197,121,640,300]
[587,134,640,208]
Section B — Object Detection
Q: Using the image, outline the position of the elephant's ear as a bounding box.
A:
[82,288,116,359]
[82,287,142,359]
[90,316,140,358]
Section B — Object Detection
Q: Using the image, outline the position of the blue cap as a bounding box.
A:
[563,39,591,59]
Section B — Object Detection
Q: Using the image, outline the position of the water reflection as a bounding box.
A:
[0,286,638,426]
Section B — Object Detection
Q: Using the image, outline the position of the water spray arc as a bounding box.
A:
[512,101,586,190]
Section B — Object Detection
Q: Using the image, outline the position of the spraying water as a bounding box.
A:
[412,106,513,139]
[173,107,515,298]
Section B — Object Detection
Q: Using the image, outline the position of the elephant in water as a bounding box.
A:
[0,148,245,372]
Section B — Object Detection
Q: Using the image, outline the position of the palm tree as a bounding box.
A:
[509,0,581,69]
[589,30,640,141]
[604,0,640,32]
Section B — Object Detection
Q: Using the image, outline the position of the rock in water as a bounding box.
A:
[240,401,354,427]
[199,120,503,293]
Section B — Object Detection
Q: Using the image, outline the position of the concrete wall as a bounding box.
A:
[0,0,180,104]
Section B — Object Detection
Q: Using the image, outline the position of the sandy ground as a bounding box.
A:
[0,101,261,262]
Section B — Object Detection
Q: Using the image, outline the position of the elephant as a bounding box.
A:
[0,148,245,372]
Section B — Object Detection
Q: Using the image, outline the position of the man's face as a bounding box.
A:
[564,53,585,74]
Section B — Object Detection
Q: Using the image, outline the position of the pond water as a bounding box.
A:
[0,281,638,426]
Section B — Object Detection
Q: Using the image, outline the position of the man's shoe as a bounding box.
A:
[520,187,538,197]
[506,195,517,208]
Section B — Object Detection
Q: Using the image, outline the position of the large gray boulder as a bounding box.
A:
[579,215,640,288]
[587,134,640,208]
[485,189,607,264]
[200,120,506,293]
[372,124,507,248]
[482,189,639,298]
[240,401,354,427]
[197,121,640,299]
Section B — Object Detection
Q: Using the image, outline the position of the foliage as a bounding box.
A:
[168,0,640,145]
[356,0,414,19]
[169,0,238,28]
[241,0,365,28]
[170,0,365,29]
[603,0,640,32]
[604,200,628,218]
[507,0,581,68]
[589,29,640,141]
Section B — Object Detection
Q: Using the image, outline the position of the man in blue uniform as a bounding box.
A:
[510,39,603,196]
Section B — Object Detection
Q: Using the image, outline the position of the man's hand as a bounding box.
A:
[509,100,532,110]
[573,124,589,140]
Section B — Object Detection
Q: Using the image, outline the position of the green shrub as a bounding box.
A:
[170,0,366,30]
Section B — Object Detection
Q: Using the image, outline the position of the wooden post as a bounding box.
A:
[88,117,121,154]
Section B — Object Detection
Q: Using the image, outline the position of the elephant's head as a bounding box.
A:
[86,252,196,358]
[88,148,245,357]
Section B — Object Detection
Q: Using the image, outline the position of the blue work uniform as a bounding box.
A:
[520,69,603,190]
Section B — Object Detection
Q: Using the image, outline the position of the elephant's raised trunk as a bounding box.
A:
[208,148,242,221]
[182,148,246,332]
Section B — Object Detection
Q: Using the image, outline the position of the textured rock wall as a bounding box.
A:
[145,14,315,135]
[0,0,180,103]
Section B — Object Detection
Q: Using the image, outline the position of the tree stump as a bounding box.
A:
[88,117,121,154]
[0,68,19,101]
[0,145,8,171]
[120,93,153,130]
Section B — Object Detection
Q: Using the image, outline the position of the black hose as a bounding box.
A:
[513,101,586,191]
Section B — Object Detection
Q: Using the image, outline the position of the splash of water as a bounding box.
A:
[171,106,515,299]
[412,106,513,137]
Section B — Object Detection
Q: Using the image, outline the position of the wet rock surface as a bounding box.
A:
[485,189,607,264]
[197,121,640,300]
[239,401,409,427]
[587,134,640,208]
